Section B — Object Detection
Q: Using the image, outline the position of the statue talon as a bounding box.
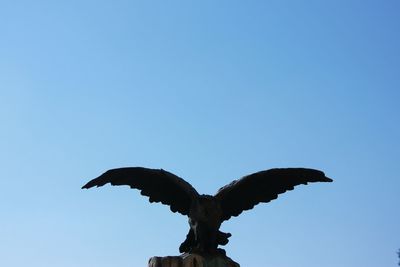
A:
[217,231,231,246]
[216,248,227,257]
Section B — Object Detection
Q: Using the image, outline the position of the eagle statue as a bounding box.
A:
[82,167,332,255]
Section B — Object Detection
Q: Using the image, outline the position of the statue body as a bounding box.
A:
[181,195,228,254]
[82,167,332,256]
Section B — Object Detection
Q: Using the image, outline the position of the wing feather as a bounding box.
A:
[215,168,332,221]
[82,167,199,216]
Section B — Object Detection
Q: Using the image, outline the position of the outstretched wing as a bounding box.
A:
[82,167,199,215]
[215,168,332,221]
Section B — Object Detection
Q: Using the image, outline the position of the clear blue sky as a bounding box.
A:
[1,1,399,266]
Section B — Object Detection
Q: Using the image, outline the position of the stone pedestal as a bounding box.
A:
[148,253,240,267]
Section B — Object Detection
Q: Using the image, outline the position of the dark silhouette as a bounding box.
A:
[398,249,400,266]
[82,167,332,255]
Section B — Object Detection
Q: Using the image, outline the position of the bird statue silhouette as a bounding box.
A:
[82,167,332,255]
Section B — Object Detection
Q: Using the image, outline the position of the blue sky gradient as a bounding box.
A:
[1,1,399,266]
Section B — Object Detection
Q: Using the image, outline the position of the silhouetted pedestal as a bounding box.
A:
[148,253,240,267]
